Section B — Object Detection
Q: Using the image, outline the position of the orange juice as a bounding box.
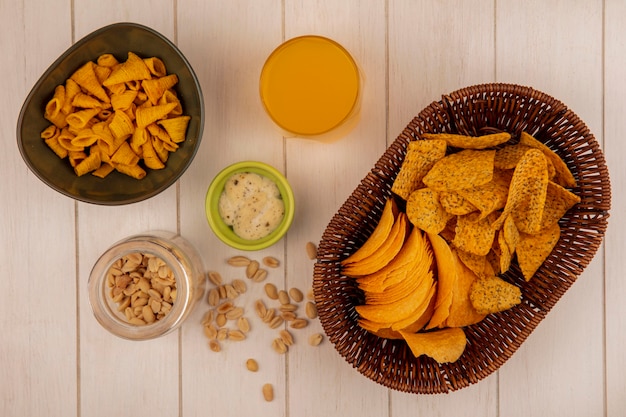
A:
[260,36,360,137]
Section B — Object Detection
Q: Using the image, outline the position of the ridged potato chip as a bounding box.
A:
[442,257,486,328]
[342,212,409,277]
[341,200,400,265]
[424,233,457,330]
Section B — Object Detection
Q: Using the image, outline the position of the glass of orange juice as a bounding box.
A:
[260,35,361,140]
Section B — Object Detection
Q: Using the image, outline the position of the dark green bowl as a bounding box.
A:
[17,22,204,205]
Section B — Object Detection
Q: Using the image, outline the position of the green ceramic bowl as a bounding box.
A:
[205,161,295,251]
[17,22,204,205]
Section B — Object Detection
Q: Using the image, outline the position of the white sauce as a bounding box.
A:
[218,172,285,240]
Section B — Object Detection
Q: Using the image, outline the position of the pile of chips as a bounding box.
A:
[342,131,580,363]
[41,52,190,179]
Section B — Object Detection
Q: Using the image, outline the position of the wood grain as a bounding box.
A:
[496,1,605,416]
[604,0,626,415]
[1,1,76,417]
[1,0,622,416]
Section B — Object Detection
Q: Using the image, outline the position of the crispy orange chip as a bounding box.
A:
[494,144,532,169]
[422,149,495,191]
[108,110,135,140]
[443,256,486,328]
[41,52,189,180]
[92,163,115,178]
[111,141,140,166]
[114,163,146,180]
[439,191,477,215]
[96,53,119,68]
[391,139,447,200]
[497,229,513,273]
[355,275,434,324]
[136,102,178,128]
[456,249,487,278]
[143,57,167,77]
[358,321,404,339]
[342,212,409,277]
[343,198,399,265]
[70,61,110,103]
[66,108,100,131]
[110,90,138,112]
[423,131,511,149]
[142,140,165,170]
[73,151,101,176]
[469,275,521,314]
[44,85,67,128]
[103,52,152,86]
[400,327,467,363]
[540,181,581,230]
[452,212,497,256]
[456,169,511,219]
[425,234,457,329]
[495,148,548,233]
[398,295,437,333]
[157,115,190,143]
[70,129,99,149]
[57,128,84,152]
[389,284,437,331]
[516,223,561,281]
[356,225,432,293]
[511,150,549,234]
[60,79,80,116]
[142,74,179,105]
[519,131,576,187]
[406,188,453,234]
[68,150,87,168]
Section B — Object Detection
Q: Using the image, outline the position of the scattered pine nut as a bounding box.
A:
[305,241,317,260]
[262,256,280,268]
[246,358,259,372]
[227,255,251,267]
[309,333,324,346]
[262,383,274,401]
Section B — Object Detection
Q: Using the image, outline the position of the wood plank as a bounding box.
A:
[604,0,626,415]
[388,0,496,138]
[73,3,180,416]
[177,1,288,416]
[282,1,390,415]
[388,0,498,413]
[495,1,605,416]
[0,1,77,416]
[2,1,623,416]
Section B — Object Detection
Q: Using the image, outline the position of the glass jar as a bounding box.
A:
[88,231,206,340]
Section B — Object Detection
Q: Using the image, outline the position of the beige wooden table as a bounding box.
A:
[2,1,624,416]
